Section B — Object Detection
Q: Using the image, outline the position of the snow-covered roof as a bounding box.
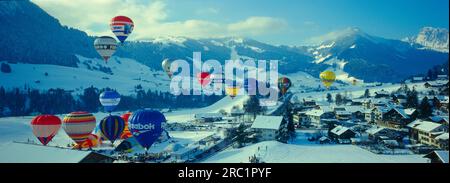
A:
[407,119,426,128]
[335,111,352,115]
[435,133,449,141]
[404,108,417,115]
[426,80,448,86]
[392,108,410,119]
[343,106,364,113]
[411,121,443,133]
[330,126,353,136]
[319,136,329,141]
[0,142,92,163]
[366,127,386,135]
[431,151,449,163]
[194,113,223,119]
[305,109,325,117]
[251,116,284,130]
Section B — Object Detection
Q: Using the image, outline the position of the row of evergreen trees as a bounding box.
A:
[0,86,223,117]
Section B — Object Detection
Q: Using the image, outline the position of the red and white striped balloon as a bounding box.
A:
[30,115,62,145]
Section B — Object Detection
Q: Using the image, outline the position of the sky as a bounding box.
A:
[32,0,449,46]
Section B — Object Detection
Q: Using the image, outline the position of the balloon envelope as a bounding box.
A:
[94,36,117,62]
[226,86,240,99]
[277,77,292,95]
[74,134,101,149]
[120,112,133,139]
[99,90,121,113]
[162,59,173,78]
[63,112,96,145]
[128,109,165,149]
[197,72,211,86]
[320,70,336,88]
[110,16,134,43]
[100,115,125,144]
[31,115,61,145]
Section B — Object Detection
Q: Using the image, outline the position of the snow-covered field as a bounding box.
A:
[203,131,427,163]
[166,95,250,123]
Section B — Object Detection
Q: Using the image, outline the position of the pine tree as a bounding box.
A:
[80,86,99,112]
[0,63,11,73]
[326,93,333,103]
[244,95,262,120]
[335,93,343,105]
[363,89,370,98]
[405,89,419,108]
[419,97,432,119]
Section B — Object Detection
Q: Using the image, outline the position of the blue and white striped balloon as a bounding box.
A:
[99,90,121,113]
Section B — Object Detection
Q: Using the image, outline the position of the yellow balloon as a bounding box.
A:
[226,87,240,99]
[320,70,336,89]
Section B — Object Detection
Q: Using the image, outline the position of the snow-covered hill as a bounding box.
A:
[0,56,170,95]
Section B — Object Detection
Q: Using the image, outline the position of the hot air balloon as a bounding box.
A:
[63,112,96,145]
[30,115,61,146]
[99,115,125,144]
[128,109,165,150]
[74,134,101,149]
[226,86,240,99]
[94,36,117,62]
[120,112,133,139]
[110,16,134,43]
[99,90,121,113]
[197,72,211,87]
[162,59,173,78]
[278,77,292,96]
[320,70,336,89]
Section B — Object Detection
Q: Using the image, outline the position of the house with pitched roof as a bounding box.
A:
[328,125,356,143]
[250,115,285,141]
[407,120,447,148]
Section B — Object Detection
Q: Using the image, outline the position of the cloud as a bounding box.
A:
[32,0,287,40]
[228,17,288,36]
[195,7,219,15]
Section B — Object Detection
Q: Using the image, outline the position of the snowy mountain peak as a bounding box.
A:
[143,36,189,47]
[309,27,374,50]
[405,27,449,53]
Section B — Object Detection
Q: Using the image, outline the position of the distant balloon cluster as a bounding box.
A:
[94,16,134,63]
